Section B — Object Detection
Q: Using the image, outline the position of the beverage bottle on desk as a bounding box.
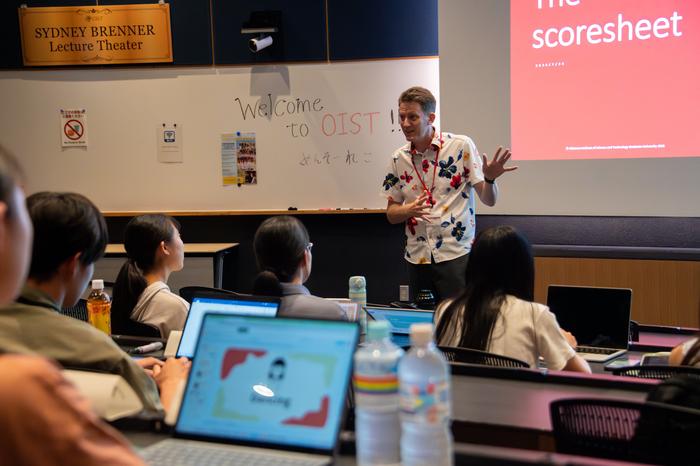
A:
[399,323,453,466]
[349,275,367,332]
[87,279,111,335]
[353,320,404,466]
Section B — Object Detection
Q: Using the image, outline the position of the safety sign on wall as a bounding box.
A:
[60,109,88,147]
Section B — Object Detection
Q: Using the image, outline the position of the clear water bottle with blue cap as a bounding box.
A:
[353,320,404,466]
[399,323,453,466]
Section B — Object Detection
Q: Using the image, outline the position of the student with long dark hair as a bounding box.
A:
[253,216,346,320]
[434,226,590,372]
[112,214,188,338]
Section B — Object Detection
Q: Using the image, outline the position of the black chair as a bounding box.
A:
[438,345,530,368]
[178,285,251,304]
[612,364,700,379]
[550,398,700,465]
[111,316,161,338]
[59,298,89,322]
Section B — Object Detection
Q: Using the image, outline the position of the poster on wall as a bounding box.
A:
[60,109,88,147]
[221,132,257,186]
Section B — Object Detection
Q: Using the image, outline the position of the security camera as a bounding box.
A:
[249,35,273,53]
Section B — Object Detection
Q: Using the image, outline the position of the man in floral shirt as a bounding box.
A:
[381,87,516,302]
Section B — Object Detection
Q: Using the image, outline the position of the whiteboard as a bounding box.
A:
[0,58,439,211]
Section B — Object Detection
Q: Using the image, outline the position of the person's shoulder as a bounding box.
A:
[0,354,60,385]
[151,287,188,309]
[502,295,548,317]
[391,142,411,160]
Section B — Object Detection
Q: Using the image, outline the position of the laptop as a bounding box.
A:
[176,292,280,358]
[546,285,633,363]
[365,306,434,347]
[141,314,360,466]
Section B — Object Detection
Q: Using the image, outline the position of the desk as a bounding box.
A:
[96,243,238,293]
[123,431,652,466]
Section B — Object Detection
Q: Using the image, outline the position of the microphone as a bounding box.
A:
[129,341,164,355]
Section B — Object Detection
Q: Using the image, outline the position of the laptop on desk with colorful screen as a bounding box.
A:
[175,292,280,358]
[141,313,360,466]
[546,285,633,363]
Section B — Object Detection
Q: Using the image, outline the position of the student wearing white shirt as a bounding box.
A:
[434,225,591,372]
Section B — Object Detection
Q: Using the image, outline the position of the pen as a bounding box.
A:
[129,341,164,354]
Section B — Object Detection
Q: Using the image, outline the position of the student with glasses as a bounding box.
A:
[253,216,347,320]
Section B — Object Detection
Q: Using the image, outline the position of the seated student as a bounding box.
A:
[112,214,188,338]
[434,226,591,372]
[0,146,146,465]
[253,216,346,320]
[0,191,189,415]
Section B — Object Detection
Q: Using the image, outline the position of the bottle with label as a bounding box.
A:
[353,320,404,466]
[87,279,111,335]
[398,323,453,466]
[349,275,367,332]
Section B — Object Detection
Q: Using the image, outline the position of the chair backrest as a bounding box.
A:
[178,285,250,304]
[550,397,700,465]
[59,298,88,322]
[437,345,530,368]
[613,364,700,380]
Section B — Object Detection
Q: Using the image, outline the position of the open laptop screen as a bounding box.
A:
[176,295,279,358]
[176,314,359,453]
[546,285,632,350]
[365,307,434,334]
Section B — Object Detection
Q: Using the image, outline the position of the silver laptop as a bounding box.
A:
[176,292,280,358]
[546,285,632,363]
[141,314,360,466]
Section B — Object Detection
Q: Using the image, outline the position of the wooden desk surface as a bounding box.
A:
[105,243,238,255]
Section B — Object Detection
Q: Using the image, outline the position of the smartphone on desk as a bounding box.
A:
[640,352,670,366]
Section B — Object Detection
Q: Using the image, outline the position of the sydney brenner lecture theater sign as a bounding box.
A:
[18,4,173,66]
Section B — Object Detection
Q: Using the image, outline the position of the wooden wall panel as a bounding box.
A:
[534,258,700,327]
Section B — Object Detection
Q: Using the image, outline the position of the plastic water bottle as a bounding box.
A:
[349,275,367,332]
[87,279,112,335]
[399,323,453,466]
[353,321,404,466]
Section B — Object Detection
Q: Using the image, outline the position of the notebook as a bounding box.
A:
[176,292,280,358]
[546,285,633,362]
[141,314,360,466]
[365,306,434,347]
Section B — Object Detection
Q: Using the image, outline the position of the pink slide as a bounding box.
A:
[511,0,700,160]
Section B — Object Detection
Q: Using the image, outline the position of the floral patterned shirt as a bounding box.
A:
[380,129,484,264]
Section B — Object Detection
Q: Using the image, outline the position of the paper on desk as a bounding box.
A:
[63,370,143,421]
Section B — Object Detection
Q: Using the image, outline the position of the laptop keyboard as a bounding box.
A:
[140,440,329,466]
[577,346,619,355]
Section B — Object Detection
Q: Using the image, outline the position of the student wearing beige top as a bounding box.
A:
[434,226,590,372]
[112,214,189,338]
[0,146,147,465]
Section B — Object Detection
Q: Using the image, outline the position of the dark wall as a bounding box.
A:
[2,0,438,68]
[105,214,700,305]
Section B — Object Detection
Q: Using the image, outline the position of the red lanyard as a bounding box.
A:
[410,133,442,205]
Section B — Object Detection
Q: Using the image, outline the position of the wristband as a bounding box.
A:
[484,177,496,184]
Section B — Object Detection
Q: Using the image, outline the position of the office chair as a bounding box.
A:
[550,398,700,465]
[438,346,530,368]
[178,285,251,304]
[60,298,89,322]
[612,365,700,379]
